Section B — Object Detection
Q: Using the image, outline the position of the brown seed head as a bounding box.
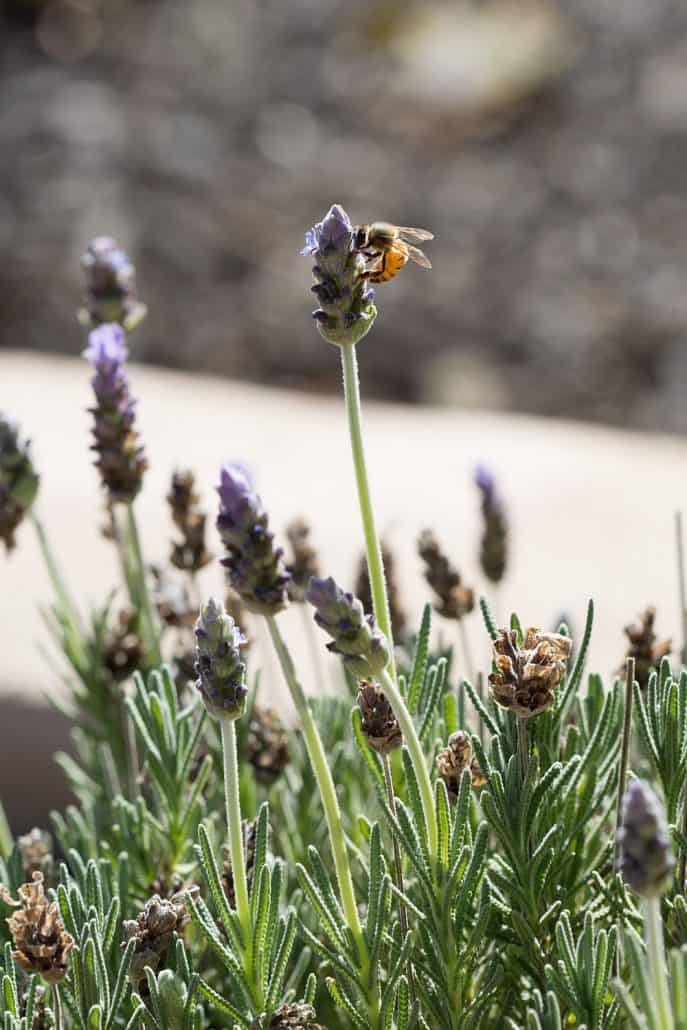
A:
[286,517,321,603]
[122,893,188,984]
[489,627,572,719]
[1,872,74,984]
[418,529,474,621]
[623,607,671,691]
[436,731,486,799]
[247,707,290,786]
[104,608,144,683]
[252,1001,325,1029]
[357,681,402,755]
[167,468,213,574]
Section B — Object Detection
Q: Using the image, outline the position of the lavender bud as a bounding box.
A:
[194,598,248,721]
[475,464,508,584]
[83,324,147,504]
[305,576,390,678]
[0,414,40,553]
[301,204,377,348]
[216,463,290,615]
[616,780,675,898]
[79,236,147,332]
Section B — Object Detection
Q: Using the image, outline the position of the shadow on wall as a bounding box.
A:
[0,697,73,835]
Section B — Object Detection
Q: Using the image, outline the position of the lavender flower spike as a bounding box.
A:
[83,323,147,503]
[616,779,675,898]
[78,236,147,332]
[0,413,40,553]
[194,598,248,721]
[306,576,390,678]
[475,463,508,584]
[302,204,377,348]
[216,463,290,615]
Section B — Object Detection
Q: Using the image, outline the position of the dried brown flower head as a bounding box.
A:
[436,731,486,799]
[489,627,572,719]
[286,517,321,603]
[167,468,213,574]
[152,566,196,629]
[122,893,188,984]
[418,530,474,621]
[355,544,407,641]
[623,607,671,691]
[252,1001,325,1029]
[104,608,144,683]
[223,820,258,909]
[247,707,290,786]
[357,681,402,755]
[1,873,74,984]
[17,829,54,886]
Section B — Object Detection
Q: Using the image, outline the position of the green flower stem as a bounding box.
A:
[30,510,86,666]
[126,503,162,667]
[266,615,367,960]
[340,343,397,682]
[518,716,529,783]
[643,896,673,1030]
[221,719,251,938]
[379,668,438,859]
[0,799,12,860]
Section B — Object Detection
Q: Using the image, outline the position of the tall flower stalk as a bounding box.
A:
[215,464,367,962]
[84,323,160,666]
[302,205,397,682]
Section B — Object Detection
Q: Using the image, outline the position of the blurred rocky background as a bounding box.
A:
[2,0,687,430]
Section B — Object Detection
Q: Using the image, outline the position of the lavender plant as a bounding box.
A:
[4,212,687,1030]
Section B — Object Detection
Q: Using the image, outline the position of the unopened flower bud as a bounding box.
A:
[306,576,390,678]
[216,463,290,615]
[617,780,675,898]
[475,465,508,584]
[194,598,248,721]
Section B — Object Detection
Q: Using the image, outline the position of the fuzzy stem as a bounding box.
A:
[677,512,687,668]
[126,503,162,667]
[221,719,251,938]
[340,343,397,682]
[266,615,367,959]
[615,658,635,862]
[382,753,416,1003]
[53,984,62,1030]
[518,716,528,782]
[380,668,438,859]
[643,896,673,1030]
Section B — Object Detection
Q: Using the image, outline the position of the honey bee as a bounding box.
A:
[354,222,434,283]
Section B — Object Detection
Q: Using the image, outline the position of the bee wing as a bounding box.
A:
[406,244,432,269]
[397,226,434,242]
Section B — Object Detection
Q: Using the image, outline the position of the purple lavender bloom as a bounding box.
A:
[475,463,507,584]
[302,205,377,348]
[79,236,147,332]
[194,597,248,721]
[0,413,40,554]
[216,462,290,615]
[84,323,147,503]
[616,779,674,898]
[305,575,390,678]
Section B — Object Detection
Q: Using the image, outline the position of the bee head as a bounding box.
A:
[354,225,370,250]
